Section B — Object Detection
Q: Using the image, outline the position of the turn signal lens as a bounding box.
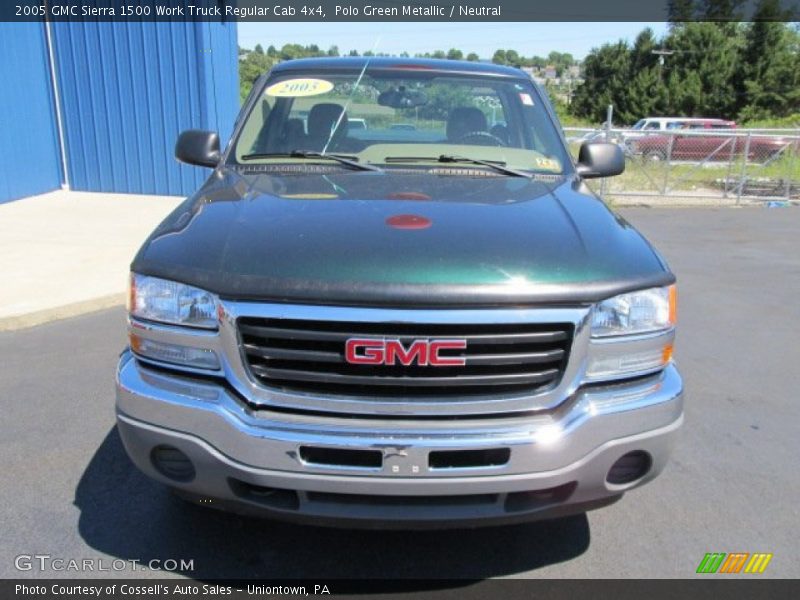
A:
[662,343,674,364]
[668,284,677,325]
[130,333,220,370]
[585,346,671,380]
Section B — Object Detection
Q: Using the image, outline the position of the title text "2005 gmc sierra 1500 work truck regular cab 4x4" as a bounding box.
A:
[116,57,682,528]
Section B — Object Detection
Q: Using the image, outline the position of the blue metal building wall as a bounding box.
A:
[50,21,239,197]
[0,24,63,203]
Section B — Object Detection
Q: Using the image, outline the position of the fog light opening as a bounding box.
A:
[606,451,652,485]
[150,445,196,482]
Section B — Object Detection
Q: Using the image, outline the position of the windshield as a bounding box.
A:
[231,69,570,174]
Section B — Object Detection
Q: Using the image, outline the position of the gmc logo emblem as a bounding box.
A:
[345,338,467,367]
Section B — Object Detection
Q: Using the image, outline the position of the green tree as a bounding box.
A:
[546,51,575,76]
[626,67,668,119]
[668,68,703,115]
[447,48,464,60]
[279,43,304,60]
[570,41,631,122]
[417,83,473,120]
[621,28,668,121]
[735,2,799,118]
[629,30,658,73]
[570,19,799,123]
[492,49,506,64]
[663,22,742,117]
[238,47,276,103]
[528,55,546,68]
[466,52,480,61]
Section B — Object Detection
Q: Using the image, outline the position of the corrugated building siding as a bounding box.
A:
[0,23,63,203]
[50,21,239,197]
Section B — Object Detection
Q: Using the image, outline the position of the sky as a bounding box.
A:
[237,22,671,60]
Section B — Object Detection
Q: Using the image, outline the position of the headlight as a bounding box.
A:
[591,285,676,338]
[128,273,218,329]
[585,285,676,382]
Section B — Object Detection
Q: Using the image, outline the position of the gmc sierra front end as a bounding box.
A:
[116,57,683,527]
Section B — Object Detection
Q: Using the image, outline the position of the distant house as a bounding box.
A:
[544,65,557,79]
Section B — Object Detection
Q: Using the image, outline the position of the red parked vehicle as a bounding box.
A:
[631,120,794,162]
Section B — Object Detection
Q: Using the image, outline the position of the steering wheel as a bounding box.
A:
[455,131,507,147]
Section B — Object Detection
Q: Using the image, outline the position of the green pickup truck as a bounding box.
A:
[116,57,682,528]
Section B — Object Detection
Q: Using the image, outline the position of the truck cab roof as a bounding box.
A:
[271,56,529,78]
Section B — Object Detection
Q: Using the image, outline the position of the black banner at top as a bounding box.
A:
[3,0,799,22]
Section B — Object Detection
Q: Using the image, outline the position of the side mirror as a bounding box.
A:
[576,141,625,178]
[175,130,220,168]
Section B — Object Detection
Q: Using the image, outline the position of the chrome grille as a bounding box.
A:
[238,317,573,398]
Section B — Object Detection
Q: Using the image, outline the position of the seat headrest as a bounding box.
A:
[307,103,348,139]
[447,107,488,141]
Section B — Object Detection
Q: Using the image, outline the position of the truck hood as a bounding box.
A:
[132,167,673,306]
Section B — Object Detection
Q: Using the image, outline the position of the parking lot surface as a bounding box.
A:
[1,207,797,579]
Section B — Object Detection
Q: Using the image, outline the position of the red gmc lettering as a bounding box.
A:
[345,338,385,364]
[428,340,468,366]
[345,339,467,366]
[385,340,429,366]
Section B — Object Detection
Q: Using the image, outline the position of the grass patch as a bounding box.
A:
[568,140,798,195]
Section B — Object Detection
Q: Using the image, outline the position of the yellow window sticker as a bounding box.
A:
[534,157,561,171]
[265,78,334,98]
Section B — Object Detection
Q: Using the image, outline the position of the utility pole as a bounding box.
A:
[651,49,675,67]
[652,49,675,111]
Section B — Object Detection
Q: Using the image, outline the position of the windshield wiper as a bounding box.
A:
[240,150,382,172]
[384,155,532,178]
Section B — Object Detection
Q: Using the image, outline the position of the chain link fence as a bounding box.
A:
[564,127,800,204]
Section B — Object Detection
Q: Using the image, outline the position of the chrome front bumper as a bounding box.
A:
[116,351,683,527]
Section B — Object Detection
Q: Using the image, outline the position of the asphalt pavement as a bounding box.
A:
[1,207,798,580]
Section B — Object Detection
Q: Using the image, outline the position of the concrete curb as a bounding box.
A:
[0,293,125,332]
